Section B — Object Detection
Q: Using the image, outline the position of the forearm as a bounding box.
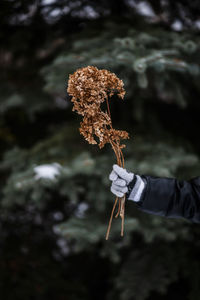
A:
[109,164,200,223]
[134,175,200,223]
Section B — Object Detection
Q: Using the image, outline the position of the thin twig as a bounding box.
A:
[115,197,121,218]
[106,96,112,127]
[120,195,126,236]
[105,196,119,240]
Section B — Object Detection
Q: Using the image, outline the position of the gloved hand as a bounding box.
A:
[109,164,146,202]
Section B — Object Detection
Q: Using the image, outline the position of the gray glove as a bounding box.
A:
[109,164,145,202]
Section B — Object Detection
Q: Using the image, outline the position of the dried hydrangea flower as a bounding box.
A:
[67,66,129,239]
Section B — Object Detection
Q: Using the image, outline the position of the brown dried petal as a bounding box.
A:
[67,66,128,149]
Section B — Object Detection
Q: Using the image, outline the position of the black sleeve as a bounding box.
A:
[135,175,200,223]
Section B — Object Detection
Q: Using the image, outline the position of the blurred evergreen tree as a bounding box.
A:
[1,1,200,300]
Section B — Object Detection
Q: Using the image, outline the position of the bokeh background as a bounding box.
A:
[1,1,200,299]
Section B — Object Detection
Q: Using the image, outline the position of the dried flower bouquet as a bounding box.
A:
[67,66,129,240]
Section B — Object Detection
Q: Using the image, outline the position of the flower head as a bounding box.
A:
[67,66,128,148]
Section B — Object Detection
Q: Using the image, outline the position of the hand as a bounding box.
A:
[109,164,134,198]
[109,164,146,202]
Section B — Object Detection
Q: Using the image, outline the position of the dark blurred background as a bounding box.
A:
[1,1,200,299]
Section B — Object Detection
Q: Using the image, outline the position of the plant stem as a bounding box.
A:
[105,97,126,240]
[105,196,119,240]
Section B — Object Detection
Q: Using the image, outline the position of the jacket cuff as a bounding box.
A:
[127,175,147,202]
[136,175,148,204]
[126,175,137,199]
